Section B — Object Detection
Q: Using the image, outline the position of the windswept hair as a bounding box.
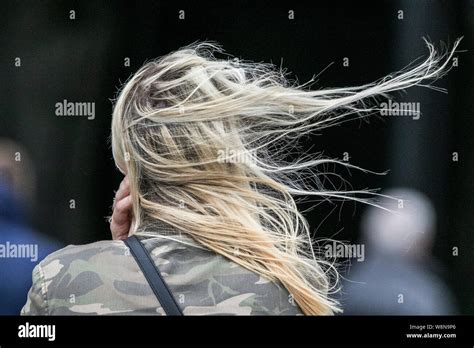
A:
[111,39,461,315]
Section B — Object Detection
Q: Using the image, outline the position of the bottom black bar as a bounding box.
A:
[0,315,472,346]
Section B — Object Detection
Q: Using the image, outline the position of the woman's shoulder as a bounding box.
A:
[33,240,131,286]
[20,239,156,315]
[41,239,129,267]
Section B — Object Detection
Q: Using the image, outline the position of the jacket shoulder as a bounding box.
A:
[41,240,128,268]
[21,240,165,315]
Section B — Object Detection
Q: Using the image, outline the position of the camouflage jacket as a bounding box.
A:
[21,228,302,315]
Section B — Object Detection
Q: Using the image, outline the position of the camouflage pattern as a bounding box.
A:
[21,230,302,315]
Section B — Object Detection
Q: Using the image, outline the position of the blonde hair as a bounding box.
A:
[111,39,461,315]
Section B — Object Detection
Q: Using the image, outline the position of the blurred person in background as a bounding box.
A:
[0,138,61,314]
[342,188,457,315]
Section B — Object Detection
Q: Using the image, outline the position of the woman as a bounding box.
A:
[21,40,459,315]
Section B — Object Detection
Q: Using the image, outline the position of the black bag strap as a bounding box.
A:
[124,235,183,316]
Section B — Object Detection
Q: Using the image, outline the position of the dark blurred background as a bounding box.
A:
[0,0,472,314]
